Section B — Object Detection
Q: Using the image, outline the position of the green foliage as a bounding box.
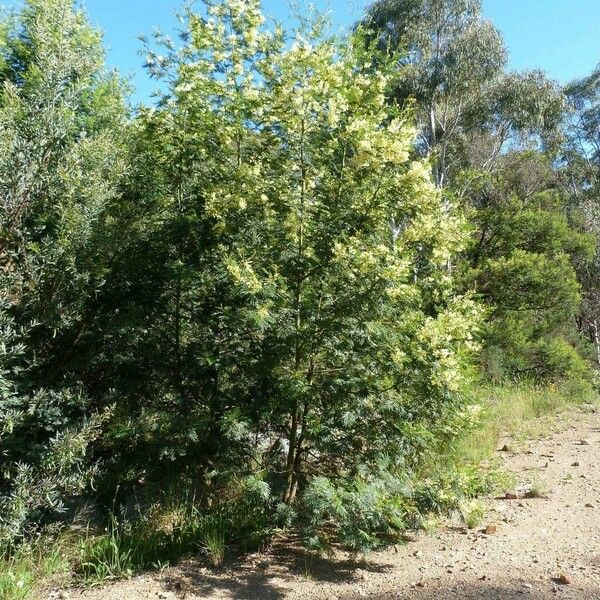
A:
[0,538,70,600]
[0,0,598,587]
[0,0,127,546]
[109,0,480,513]
[457,153,593,380]
[561,65,600,364]
[299,475,410,553]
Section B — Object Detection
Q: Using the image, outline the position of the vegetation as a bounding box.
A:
[0,0,598,596]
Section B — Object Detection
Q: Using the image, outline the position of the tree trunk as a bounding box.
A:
[593,320,600,367]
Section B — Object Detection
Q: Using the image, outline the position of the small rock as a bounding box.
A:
[585,503,594,508]
[484,523,498,535]
[557,573,571,585]
[499,444,511,452]
[578,439,590,446]
[572,461,580,467]
[504,492,519,500]
[414,550,422,558]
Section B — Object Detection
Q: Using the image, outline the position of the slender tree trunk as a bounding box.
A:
[593,320,600,367]
[284,115,307,505]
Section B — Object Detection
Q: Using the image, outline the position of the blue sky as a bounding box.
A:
[3,0,600,103]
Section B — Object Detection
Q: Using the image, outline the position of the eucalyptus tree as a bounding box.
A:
[561,66,600,364]
[363,0,565,188]
[363,0,506,187]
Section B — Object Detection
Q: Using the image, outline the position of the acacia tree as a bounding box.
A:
[0,0,127,543]
[134,0,480,507]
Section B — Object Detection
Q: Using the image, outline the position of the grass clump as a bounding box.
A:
[0,540,70,600]
[78,476,275,583]
[459,499,486,529]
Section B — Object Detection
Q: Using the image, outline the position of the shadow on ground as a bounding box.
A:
[160,539,394,599]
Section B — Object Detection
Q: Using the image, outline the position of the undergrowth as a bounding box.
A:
[2,380,596,597]
[0,539,70,600]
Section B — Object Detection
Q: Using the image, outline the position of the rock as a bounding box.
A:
[484,523,498,535]
[48,592,71,600]
[556,573,571,585]
[504,492,519,500]
[499,444,511,452]
[413,550,422,558]
[578,439,590,446]
[585,503,594,508]
[572,461,580,467]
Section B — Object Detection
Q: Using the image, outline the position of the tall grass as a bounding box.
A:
[78,504,217,584]
[78,482,273,584]
[452,378,598,467]
[0,540,70,600]
[413,378,598,522]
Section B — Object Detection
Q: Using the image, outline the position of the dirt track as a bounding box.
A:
[71,408,600,600]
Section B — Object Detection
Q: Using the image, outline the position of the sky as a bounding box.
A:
[3,0,600,103]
